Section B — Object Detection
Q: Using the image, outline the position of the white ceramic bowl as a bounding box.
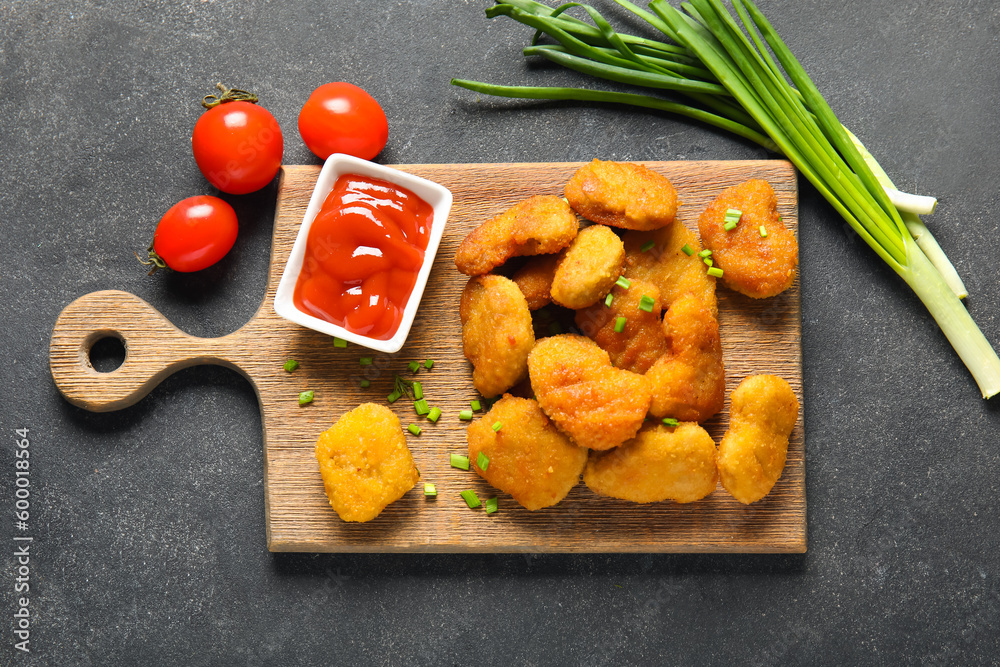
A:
[273,153,452,354]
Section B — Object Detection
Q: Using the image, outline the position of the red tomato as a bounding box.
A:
[149,196,238,273]
[192,100,283,194]
[298,82,388,161]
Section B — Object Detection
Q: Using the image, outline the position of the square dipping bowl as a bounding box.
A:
[273,153,452,354]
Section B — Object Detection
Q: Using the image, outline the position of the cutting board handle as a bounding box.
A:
[49,290,242,412]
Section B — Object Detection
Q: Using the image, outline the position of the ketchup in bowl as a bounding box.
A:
[293,173,433,340]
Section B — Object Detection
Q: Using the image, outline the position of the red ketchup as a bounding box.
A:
[293,173,433,340]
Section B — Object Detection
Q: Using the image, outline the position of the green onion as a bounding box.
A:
[662,417,679,427]
[424,359,434,370]
[615,276,631,289]
[387,390,402,404]
[759,225,768,238]
[451,454,470,470]
[428,406,442,422]
[459,409,474,421]
[605,293,614,307]
[283,359,299,373]
[492,421,503,432]
[614,316,627,333]
[408,424,422,436]
[471,399,482,411]
[485,497,499,514]
[333,337,347,348]
[298,390,314,406]
[698,249,712,258]
[703,258,714,267]
[638,294,655,312]
[460,489,481,509]
[640,240,656,252]
[477,451,490,470]
[413,381,424,400]
[681,244,695,256]
[414,398,430,416]
[359,356,373,366]
[724,207,743,224]
[707,267,724,278]
[408,361,420,373]
[360,379,370,389]
[724,221,738,231]
[424,483,437,497]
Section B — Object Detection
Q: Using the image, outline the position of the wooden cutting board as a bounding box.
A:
[49,161,805,553]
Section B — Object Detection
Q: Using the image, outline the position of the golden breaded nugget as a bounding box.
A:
[583,422,718,504]
[467,395,587,511]
[460,275,535,398]
[455,195,578,276]
[511,254,559,310]
[314,403,419,523]
[622,224,717,316]
[565,159,678,230]
[528,334,651,450]
[574,278,668,375]
[550,224,625,309]
[698,179,798,298]
[717,374,799,504]
[646,293,725,422]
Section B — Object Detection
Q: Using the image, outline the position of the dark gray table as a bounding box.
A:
[3,1,998,664]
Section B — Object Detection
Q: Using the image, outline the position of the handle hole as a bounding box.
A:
[89,336,126,373]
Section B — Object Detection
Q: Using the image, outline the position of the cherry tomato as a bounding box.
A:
[192,100,283,194]
[298,82,388,161]
[147,196,238,273]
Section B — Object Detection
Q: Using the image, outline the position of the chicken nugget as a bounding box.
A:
[314,403,419,523]
[455,195,578,276]
[467,395,587,511]
[698,179,797,298]
[622,223,717,316]
[460,274,535,398]
[645,293,725,422]
[574,278,668,375]
[550,224,626,309]
[583,422,718,504]
[717,374,799,505]
[565,159,678,231]
[528,334,651,450]
[511,254,559,310]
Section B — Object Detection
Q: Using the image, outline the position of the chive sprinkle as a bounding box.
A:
[724,221,738,231]
[360,379,371,389]
[614,316,626,333]
[414,398,429,416]
[333,337,347,348]
[460,489,481,509]
[605,293,614,307]
[424,359,434,370]
[662,418,679,427]
[359,356,373,366]
[424,483,437,497]
[759,225,768,238]
[387,390,402,403]
[485,497,499,514]
[615,276,631,289]
[703,258,714,267]
[298,390,314,406]
[471,399,482,411]
[283,359,299,372]
[492,421,503,432]
[477,451,490,470]
[459,409,474,421]
[408,361,420,373]
[413,381,423,400]
[640,240,656,252]
[638,295,655,313]
[428,406,442,423]
[698,249,712,258]
[407,424,421,436]
[707,267,724,278]
[450,454,470,470]
[681,244,695,256]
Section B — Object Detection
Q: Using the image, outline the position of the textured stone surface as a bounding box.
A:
[2,0,999,663]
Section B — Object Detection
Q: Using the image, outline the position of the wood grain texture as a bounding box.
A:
[49,161,805,553]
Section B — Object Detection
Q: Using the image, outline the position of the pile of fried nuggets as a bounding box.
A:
[457,159,800,511]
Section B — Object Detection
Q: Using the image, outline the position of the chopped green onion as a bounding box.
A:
[698,249,712,258]
[428,406,442,423]
[283,359,299,373]
[408,424,422,436]
[681,244,695,256]
[414,398,430,416]
[638,295,655,313]
[605,293,614,307]
[459,409,474,421]
[492,421,503,432]
[724,220,738,231]
[333,337,347,348]
[760,225,768,238]
[615,276,631,289]
[408,361,420,373]
[724,208,743,224]
[450,454,470,470]
[413,381,423,400]
[424,359,434,370]
[387,390,402,403]
[707,267,724,278]
[424,483,437,497]
[359,356,373,366]
[460,489,481,509]
[298,390,314,406]
[640,240,656,252]
[485,497,499,514]
[477,451,490,470]
[662,417,679,427]
[471,399,482,411]
[703,258,714,267]
[614,316,627,333]
[360,379,370,389]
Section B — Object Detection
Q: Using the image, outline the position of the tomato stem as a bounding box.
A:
[201,83,258,109]
[135,244,168,276]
